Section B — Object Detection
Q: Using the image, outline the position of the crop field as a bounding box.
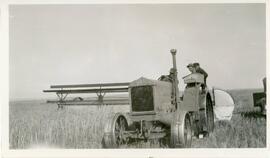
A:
[9,89,266,149]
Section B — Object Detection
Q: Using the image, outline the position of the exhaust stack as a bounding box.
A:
[170,49,180,109]
[170,49,177,71]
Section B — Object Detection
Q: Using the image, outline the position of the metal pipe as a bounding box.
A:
[170,49,181,109]
[43,87,128,93]
[170,49,177,71]
[50,82,130,89]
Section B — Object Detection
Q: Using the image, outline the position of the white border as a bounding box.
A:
[1,2,10,157]
[1,0,269,158]
[1,0,268,4]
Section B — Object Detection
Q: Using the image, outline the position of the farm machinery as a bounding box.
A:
[252,77,266,115]
[101,49,214,148]
[43,49,233,148]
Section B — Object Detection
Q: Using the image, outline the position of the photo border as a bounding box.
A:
[1,0,269,157]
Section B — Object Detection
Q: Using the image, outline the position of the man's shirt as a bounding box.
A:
[196,67,208,78]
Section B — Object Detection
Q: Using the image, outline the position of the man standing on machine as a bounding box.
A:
[193,62,208,92]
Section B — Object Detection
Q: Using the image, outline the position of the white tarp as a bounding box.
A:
[213,88,235,121]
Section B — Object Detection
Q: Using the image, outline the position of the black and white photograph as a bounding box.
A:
[1,1,269,157]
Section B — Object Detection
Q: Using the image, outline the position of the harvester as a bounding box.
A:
[44,49,235,148]
[252,77,266,115]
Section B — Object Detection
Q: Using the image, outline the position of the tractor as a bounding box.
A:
[102,49,214,148]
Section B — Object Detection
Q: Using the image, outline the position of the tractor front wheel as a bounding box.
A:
[102,113,128,148]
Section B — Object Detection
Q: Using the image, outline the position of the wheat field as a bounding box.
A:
[9,89,266,149]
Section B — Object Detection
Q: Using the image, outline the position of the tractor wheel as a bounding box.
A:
[102,113,128,148]
[170,111,192,148]
[206,95,214,133]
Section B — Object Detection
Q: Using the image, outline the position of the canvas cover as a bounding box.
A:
[213,88,235,121]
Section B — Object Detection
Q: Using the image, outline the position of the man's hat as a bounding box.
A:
[187,63,193,68]
[193,62,200,67]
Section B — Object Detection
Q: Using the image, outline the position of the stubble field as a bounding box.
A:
[9,89,266,149]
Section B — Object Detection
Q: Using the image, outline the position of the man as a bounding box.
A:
[185,63,196,89]
[193,62,208,90]
[158,68,174,83]
[187,63,196,73]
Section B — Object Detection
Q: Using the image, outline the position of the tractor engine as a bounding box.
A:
[129,77,175,114]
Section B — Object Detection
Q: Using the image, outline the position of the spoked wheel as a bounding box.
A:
[102,113,128,148]
[206,95,214,133]
[170,111,192,148]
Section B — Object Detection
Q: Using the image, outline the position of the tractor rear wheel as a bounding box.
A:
[170,111,192,148]
[206,95,214,133]
[102,113,128,148]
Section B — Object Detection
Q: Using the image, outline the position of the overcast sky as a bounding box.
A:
[9,4,266,100]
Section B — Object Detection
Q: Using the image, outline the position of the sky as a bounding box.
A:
[9,4,266,100]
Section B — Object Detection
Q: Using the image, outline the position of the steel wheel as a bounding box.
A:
[114,115,128,146]
[206,95,214,133]
[170,111,192,148]
[102,113,128,148]
[183,114,192,147]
